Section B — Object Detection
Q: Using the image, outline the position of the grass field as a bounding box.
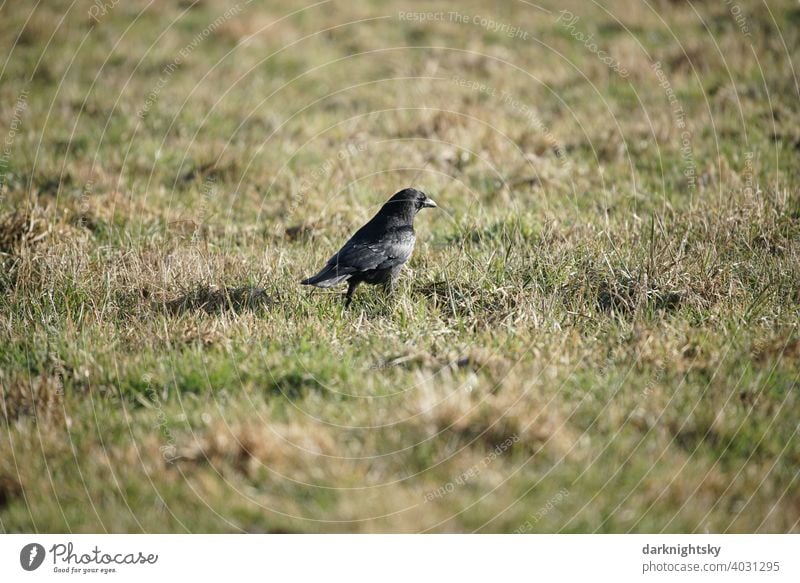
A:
[1,0,798,533]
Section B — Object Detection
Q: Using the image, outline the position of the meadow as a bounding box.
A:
[0,0,798,532]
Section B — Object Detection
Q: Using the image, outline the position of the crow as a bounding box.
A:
[301,188,437,307]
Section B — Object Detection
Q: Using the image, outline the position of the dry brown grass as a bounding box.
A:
[0,0,797,533]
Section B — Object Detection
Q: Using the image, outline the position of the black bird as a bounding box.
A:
[301,188,437,307]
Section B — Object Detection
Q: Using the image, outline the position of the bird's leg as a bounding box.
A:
[382,276,397,296]
[344,280,359,308]
[382,267,402,297]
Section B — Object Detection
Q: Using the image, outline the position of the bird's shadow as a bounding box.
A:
[161,285,274,315]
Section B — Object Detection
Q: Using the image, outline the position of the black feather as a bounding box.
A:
[300,188,436,306]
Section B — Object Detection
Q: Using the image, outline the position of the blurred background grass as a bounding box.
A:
[0,0,798,532]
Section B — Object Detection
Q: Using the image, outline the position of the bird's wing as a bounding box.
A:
[301,227,415,287]
[335,228,415,271]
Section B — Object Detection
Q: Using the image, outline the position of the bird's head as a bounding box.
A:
[384,188,437,214]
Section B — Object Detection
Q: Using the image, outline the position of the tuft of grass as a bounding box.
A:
[0,0,798,533]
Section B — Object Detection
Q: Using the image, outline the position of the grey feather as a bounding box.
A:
[300,188,436,306]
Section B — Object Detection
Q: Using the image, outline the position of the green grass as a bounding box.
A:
[0,0,798,533]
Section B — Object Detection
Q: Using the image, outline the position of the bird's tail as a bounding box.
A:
[300,265,351,288]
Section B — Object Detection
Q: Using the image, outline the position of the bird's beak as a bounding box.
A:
[422,196,437,209]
